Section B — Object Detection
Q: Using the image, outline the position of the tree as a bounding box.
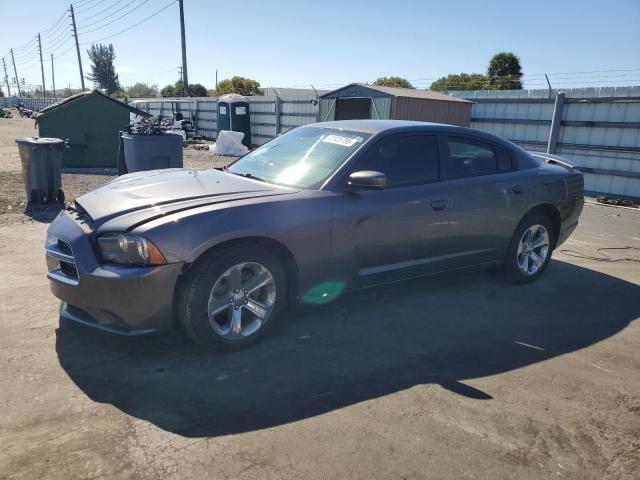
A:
[214,76,262,96]
[86,43,121,95]
[127,82,159,98]
[160,81,208,97]
[0,87,4,97]
[487,52,522,90]
[430,73,487,91]
[372,76,415,89]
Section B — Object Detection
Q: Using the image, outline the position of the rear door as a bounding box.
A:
[330,133,451,288]
[440,135,527,267]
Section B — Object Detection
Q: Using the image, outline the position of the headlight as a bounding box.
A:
[97,234,166,266]
[45,232,57,250]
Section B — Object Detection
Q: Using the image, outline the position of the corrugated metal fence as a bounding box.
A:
[0,96,58,110]
[450,86,640,198]
[3,87,639,197]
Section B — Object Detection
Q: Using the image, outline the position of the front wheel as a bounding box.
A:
[503,214,554,284]
[177,244,288,351]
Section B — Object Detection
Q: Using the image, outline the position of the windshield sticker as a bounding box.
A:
[322,134,361,147]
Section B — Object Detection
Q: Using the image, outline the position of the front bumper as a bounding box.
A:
[46,209,184,335]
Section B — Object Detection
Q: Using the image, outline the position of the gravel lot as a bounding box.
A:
[0,115,639,479]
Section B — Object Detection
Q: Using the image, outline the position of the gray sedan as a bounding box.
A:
[45,120,584,351]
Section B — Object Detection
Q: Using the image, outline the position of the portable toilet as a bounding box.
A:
[217,93,251,147]
[34,90,151,167]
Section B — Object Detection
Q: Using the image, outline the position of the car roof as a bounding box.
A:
[303,120,520,149]
[305,119,445,134]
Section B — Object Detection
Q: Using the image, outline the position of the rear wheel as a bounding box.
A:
[503,214,554,284]
[177,244,287,351]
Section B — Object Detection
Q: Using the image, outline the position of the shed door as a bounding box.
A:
[335,98,371,120]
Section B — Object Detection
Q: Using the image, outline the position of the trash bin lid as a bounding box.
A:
[15,137,64,146]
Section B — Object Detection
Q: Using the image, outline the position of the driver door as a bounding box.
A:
[330,133,451,288]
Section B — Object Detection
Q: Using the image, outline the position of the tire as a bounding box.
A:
[177,244,288,352]
[503,213,555,284]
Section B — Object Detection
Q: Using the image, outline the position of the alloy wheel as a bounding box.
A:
[207,262,276,339]
[517,224,550,276]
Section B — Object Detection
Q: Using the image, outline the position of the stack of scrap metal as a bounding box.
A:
[127,116,173,136]
[16,103,34,118]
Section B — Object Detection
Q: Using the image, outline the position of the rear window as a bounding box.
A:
[446,137,498,179]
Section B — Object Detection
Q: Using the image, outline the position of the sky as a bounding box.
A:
[1,0,639,94]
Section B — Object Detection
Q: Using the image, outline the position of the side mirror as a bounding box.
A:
[347,170,387,190]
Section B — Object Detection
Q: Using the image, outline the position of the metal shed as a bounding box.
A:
[35,90,150,168]
[319,83,472,126]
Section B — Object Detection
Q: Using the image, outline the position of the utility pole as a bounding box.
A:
[10,49,21,97]
[51,54,56,98]
[2,58,11,97]
[178,0,188,96]
[70,4,85,90]
[215,70,218,90]
[37,33,46,96]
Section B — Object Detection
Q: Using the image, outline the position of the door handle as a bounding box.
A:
[511,185,524,195]
[431,200,448,211]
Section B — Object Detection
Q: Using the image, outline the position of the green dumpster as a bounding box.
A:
[34,90,151,168]
[217,93,251,147]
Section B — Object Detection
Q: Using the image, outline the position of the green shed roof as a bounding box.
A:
[35,90,151,119]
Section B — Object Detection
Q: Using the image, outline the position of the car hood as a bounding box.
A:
[75,168,297,230]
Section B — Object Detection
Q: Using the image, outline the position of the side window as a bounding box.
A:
[496,145,516,172]
[446,136,498,179]
[357,135,439,187]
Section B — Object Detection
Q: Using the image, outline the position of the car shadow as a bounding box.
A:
[56,260,639,437]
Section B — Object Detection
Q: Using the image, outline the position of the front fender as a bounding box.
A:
[132,191,334,294]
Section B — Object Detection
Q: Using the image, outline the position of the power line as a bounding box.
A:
[78,0,150,35]
[41,11,70,39]
[41,22,74,53]
[53,44,77,61]
[76,0,125,23]
[42,33,74,56]
[74,0,103,15]
[72,0,101,7]
[78,1,177,45]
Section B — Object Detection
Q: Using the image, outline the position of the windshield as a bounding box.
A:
[228,127,370,188]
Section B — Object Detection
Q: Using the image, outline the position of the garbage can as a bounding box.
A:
[16,137,65,204]
[217,94,251,147]
[121,132,183,173]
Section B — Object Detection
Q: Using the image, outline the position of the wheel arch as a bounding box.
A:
[173,236,301,327]
[521,203,562,247]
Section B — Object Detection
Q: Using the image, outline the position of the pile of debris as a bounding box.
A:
[127,116,173,135]
[15,103,34,118]
[185,143,210,151]
[597,196,638,208]
[0,108,12,119]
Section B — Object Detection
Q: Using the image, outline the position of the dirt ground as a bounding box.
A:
[0,115,639,479]
[0,114,233,225]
